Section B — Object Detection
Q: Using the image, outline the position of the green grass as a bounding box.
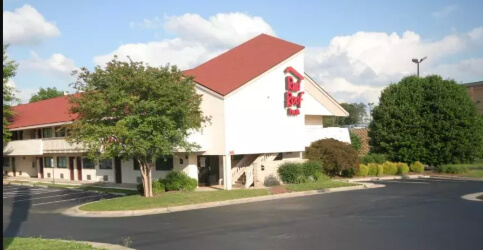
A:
[285,180,358,192]
[438,159,483,178]
[3,237,104,250]
[80,189,271,211]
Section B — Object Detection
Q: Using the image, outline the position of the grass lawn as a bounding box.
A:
[80,189,271,211]
[285,180,357,192]
[438,159,483,178]
[3,237,104,250]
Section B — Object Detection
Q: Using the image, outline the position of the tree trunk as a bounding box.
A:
[139,160,153,197]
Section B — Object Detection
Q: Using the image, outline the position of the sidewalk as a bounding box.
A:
[337,174,430,183]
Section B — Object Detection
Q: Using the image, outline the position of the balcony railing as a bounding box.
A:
[3,139,43,156]
[42,138,84,154]
[305,127,351,147]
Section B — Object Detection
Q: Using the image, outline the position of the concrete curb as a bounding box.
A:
[63,182,384,218]
[342,174,430,183]
[427,175,483,181]
[56,239,135,250]
[461,192,483,202]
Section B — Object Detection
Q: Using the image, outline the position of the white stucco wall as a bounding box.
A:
[304,92,333,116]
[224,52,306,155]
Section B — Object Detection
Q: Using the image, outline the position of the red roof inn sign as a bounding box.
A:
[284,67,304,116]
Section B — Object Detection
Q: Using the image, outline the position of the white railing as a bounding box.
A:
[244,165,254,188]
[42,138,84,154]
[305,127,351,146]
[231,154,258,184]
[3,139,43,156]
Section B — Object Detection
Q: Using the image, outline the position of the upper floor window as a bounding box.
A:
[43,128,53,138]
[55,127,66,137]
[10,131,23,141]
[3,157,10,167]
[99,158,113,169]
[156,156,173,171]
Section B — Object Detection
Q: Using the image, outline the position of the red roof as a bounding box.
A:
[8,95,78,129]
[184,34,304,95]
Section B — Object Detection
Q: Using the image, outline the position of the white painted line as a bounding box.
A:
[32,195,103,206]
[13,191,89,203]
[385,181,430,184]
[2,190,65,199]
[426,179,467,183]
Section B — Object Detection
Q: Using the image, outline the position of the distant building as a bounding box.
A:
[462,81,483,115]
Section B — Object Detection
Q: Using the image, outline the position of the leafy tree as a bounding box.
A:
[67,57,207,197]
[30,87,65,102]
[3,45,18,142]
[369,75,483,166]
[338,103,367,125]
[349,131,362,151]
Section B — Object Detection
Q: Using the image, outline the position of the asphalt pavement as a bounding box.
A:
[3,178,483,250]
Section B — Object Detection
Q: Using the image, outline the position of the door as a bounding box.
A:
[69,157,75,180]
[76,157,82,181]
[39,157,44,179]
[114,157,122,183]
[12,157,16,177]
[197,156,209,186]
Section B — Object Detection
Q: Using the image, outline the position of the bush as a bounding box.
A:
[438,165,469,174]
[359,155,374,165]
[396,162,409,175]
[376,164,384,176]
[372,154,387,164]
[137,180,166,195]
[350,131,362,151]
[302,161,323,180]
[382,162,398,175]
[360,154,387,164]
[163,171,197,191]
[357,164,369,176]
[367,163,378,176]
[410,161,425,173]
[305,139,359,176]
[278,162,303,184]
[341,168,356,178]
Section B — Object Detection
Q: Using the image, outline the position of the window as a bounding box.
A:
[44,157,53,168]
[156,156,173,171]
[43,128,53,138]
[231,155,243,161]
[3,157,10,167]
[99,158,113,169]
[274,153,283,161]
[57,157,67,168]
[55,127,66,137]
[82,158,96,169]
[133,158,140,170]
[11,131,23,141]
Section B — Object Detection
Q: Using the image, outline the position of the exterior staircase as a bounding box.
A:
[231,153,280,188]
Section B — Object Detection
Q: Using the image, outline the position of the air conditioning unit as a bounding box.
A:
[87,175,91,180]
[103,175,108,181]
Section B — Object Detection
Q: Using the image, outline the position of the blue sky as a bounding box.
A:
[3,0,483,103]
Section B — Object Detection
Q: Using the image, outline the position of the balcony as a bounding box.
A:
[305,127,351,147]
[42,138,84,154]
[3,139,43,156]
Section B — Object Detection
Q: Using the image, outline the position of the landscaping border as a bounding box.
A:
[461,192,483,202]
[63,182,383,218]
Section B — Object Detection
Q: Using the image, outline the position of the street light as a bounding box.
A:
[368,102,374,123]
[412,57,427,77]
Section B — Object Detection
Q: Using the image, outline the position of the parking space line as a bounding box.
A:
[3,190,65,199]
[12,191,90,203]
[385,181,429,184]
[32,194,103,206]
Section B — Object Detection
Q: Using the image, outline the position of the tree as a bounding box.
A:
[30,87,65,102]
[349,131,362,152]
[369,75,483,166]
[338,103,367,125]
[67,57,207,197]
[3,45,18,142]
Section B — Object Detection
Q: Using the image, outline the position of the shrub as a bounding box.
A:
[278,162,302,184]
[305,139,359,176]
[350,131,362,151]
[341,168,356,178]
[137,180,165,195]
[357,164,369,176]
[372,154,387,164]
[163,171,197,191]
[382,162,398,175]
[377,164,384,176]
[367,163,378,176]
[313,171,331,182]
[360,154,387,164]
[302,161,323,180]
[396,162,409,175]
[438,165,469,174]
[360,155,374,165]
[410,161,425,173]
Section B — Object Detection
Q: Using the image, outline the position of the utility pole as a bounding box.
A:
[368,102,374,123]
[412,57,427,77]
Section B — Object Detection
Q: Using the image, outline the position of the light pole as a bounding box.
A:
[51,158,55,184]
[368,102,374,123]
[412,57,427,77]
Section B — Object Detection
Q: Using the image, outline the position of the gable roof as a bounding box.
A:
[184,34,304,96]
[462,81,483,88]
[7,95,78,130]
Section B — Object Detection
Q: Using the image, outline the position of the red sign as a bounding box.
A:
[284,67,304,116]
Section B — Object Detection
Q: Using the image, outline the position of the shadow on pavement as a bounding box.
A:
[3,186,31,249]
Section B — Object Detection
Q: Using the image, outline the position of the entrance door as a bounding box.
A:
[197,156,220,186]
[39,157,44,178]
[12,157,16,177]
[76,157,82,181]
[114,157,122,183]
[69,157,75,180]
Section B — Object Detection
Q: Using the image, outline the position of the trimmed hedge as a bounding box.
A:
[278,161,329,184]
[278,162,303,184]
[396,162,409,175]
[357,164,369,176]
[360,154,387,165]
[438,165,469,174]
[162,171,198,191]
[410,161,425,173]
[367,163,378,176]
[305,139,359,176]
[302,161,322,181]
[382,162,398,175]
[377,164,384,176]
[137,180,165,195]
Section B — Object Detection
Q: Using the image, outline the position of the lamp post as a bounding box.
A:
[368,102,374,123]
[412,57,427,77]
[51,158,55,184]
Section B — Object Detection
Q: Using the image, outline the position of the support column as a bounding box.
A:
[223,154,232,190]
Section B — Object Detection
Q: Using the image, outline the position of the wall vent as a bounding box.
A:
[60,173,64,179]
[47,173,51,178]
[103,175,108,181]
[87,174,91,180]
[136,176,142,184]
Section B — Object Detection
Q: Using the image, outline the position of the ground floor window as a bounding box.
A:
[3,157,10,167]
[99,158,113,169]
[82,158,96,169]
[133,158,140,170]
[274,153,283,161]
[57,157,67,168]
[156,156,173,171]
[44,157,53,168]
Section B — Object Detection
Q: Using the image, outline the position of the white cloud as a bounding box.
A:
[305,27,483,104]
[432,5,458,19]
[129,16,163,29]
[95,12,275,69]
[20,51,79,79]
[3,4,60,45]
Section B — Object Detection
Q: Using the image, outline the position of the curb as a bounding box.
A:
[63,182,384,218]
[427,175,483,181]
[461,192,483,202]
[57,239,134,250]
[343,175,430,183]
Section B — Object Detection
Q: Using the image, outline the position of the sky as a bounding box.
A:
[3,0,483,104]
